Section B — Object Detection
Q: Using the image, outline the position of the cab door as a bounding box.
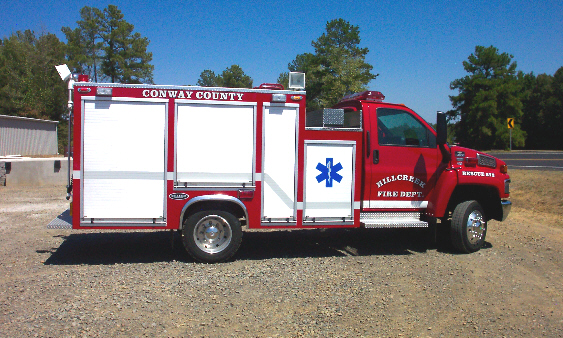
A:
[364,105,439,210]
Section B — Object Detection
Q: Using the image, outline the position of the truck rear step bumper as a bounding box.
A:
[47,209,72,229]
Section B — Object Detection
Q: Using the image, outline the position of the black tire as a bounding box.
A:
[182,210,242,263]
[451,200,487,253]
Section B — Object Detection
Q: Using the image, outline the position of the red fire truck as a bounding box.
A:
[50,69,511,263]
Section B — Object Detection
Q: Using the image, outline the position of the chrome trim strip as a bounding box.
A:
[80,82,305,95]
[305,127,363,132]
[175,99,259,106]
[80,221,166,227]
[174,185,255,191]
[81,96,168,103]
[302,219,354,224]
[363,200,429,209]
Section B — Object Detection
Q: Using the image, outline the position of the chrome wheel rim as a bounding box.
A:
[193,215,232,254]
[466,210,486,245]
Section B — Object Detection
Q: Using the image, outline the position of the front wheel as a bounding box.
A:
[182,210,242,263]
[451,200,487,253]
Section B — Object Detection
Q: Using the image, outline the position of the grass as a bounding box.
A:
[509,169,563,226]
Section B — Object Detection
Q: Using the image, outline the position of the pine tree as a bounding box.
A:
[197,65,253,88]
[449,46,526,149]
[62,5,153,84]
[281,19,377,111]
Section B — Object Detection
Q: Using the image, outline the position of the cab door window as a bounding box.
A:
[377,108,436,148]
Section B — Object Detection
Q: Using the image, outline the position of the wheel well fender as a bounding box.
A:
[179,195,248,229]
[446,185,503,221]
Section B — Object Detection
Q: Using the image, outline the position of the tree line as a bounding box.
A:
[448,45,563,150]
[0,4,561,151]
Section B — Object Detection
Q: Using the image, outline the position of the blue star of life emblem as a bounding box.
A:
[316,158,343,187]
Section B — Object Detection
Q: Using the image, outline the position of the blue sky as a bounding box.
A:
[1,0,562,122]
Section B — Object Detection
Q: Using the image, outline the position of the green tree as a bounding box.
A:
[550,67,563,149]
[197,65,253,88]
[62,6,103,81]
[62,5,153,84]
[276,72,289,89]
[0,30,68,152]
[280,19,377,110]
[0,30,66,120]
[99,5,153,83]
[521,67,563,150]
[449,45,526,150]
[197,69,220,87]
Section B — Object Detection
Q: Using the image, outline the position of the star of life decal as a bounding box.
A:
[316,158,343,187]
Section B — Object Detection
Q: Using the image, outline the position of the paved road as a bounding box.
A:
[487,151,563,171]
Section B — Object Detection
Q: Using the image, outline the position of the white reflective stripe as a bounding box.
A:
[365,200,428,209]
[73,170,81,179]
[255,173,262,181]
[84,171,164,180]
[354,201,361,209]
[167,172,174,180]
[296,202,303,210]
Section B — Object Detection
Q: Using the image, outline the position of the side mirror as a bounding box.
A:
[436,111,447,145]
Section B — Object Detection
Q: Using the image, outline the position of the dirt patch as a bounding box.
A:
[0,172,562,337]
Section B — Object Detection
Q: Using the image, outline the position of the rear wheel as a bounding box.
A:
[451,200,487,253]
[182,210,242,263]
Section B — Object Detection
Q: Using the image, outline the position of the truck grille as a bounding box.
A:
[477,153,496,168]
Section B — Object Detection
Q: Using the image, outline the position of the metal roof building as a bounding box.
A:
[0,114,59,156]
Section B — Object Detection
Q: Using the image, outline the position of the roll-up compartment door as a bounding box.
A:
[262,104,298,222]
[175,102,255,187]
[82,99,167,221]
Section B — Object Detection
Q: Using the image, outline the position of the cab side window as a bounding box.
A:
[377,108,436,147]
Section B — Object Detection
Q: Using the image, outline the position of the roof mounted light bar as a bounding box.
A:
[340,91,385,103]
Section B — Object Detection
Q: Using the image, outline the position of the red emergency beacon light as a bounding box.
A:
[340,91,385,103]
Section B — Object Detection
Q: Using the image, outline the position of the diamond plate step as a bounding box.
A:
[360,212,428,229]
[47,209,72,229]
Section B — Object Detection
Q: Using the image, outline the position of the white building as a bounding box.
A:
[0,114,59,156]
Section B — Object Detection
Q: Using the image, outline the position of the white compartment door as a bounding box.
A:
[82,99,167,221]
[303,141,355,221]
[262,104,298,222]
[176,102,255,186]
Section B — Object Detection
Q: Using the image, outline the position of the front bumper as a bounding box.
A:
[500,200,512,221]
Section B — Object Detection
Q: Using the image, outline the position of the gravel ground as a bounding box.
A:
[1,184,562,337]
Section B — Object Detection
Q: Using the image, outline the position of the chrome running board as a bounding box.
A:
[360,212,428,228]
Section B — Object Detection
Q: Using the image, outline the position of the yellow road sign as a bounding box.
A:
[507,118,514,129]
